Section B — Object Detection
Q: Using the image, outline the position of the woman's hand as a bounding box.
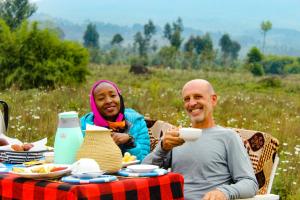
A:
[111,132,130,145]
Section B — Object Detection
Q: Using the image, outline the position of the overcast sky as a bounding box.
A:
[31,0,300,31]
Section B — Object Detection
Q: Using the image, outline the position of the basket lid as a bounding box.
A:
[59,111,78,119]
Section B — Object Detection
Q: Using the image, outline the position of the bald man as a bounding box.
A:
[143,79,258,200]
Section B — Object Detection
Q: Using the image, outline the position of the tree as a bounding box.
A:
[247,47,263,64]
[163,18,184,50]
[0,0,37,30]
[183,33,215,67]
[261,20,272,53]
[246,47,264,76]
[111,33,123,46]
[163,23,172,41]
[219,34,232,63]
[134,31,147,57]
[184,36,195,53]
[144,20,156,41]
[219,33,241,64]
[83,23,99,49]
[170,29,182,50]
[229,41,241,60]
[133,20,156,58]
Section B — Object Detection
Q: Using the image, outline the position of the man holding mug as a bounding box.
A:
[143,79,258,200]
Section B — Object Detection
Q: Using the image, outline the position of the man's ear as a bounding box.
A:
[211,94,217,106]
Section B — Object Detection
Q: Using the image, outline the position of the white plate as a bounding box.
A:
[71,171,105,179]
[122,160,140,167]
[10,164,71,179]
[127,164,159,173]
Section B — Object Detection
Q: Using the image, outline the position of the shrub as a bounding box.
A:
[0,20,89,90]
[249,63,265,76]
[258,76,282,88]
[284,63,300,74]
[247,47,263,64]
[262,56,294,75]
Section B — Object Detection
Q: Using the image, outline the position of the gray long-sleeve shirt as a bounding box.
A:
[143,126,258,200]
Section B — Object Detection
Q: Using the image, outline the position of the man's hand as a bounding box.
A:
[161,127,185,151]
[111,132,130,145]
[202,189,227,200]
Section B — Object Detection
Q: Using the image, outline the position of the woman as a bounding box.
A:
[80,80,150,161]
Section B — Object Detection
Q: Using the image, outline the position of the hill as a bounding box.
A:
[30,14,300,57]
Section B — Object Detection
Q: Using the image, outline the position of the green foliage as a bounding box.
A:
[258,76,282,88]
[134,31,147,57]
[183,33,215,68]
[261,20,272,53]
[249,63,265,76]
[284,62,300,74]
[263,56,294,75]
[261,20,272,32]
[0,0,37,30]
[158,46,178,68]
[0,20,89,89]
[83,23,99,49]
[133,20,156,58]
[87,48,103,64]
[111,33,123,45]
[247,47,263,63]
[219,33,241,64]
[163,18,183,50]
[144,20,156,41]
[129,56,148,67]
[163,23,172,41]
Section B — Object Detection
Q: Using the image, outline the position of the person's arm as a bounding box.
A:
[142,141,172,169]
[216,133,259,199]
[143,127,184,169]
[126,115,150,161]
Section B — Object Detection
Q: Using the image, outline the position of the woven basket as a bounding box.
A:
[76,129,122,173]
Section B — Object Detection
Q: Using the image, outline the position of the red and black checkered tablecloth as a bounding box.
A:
[0,172,184,200]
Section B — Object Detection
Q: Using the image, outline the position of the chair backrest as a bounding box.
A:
[144,118,280,195]
[232,128,280,195]
[145,118,173,151]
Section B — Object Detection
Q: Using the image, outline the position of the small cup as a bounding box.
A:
[43,152,54,163]
[179,128,202,141]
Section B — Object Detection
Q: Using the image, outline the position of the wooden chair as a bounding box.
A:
[145,118,280,199]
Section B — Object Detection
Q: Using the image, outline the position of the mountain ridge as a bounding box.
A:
[30,13,300,57]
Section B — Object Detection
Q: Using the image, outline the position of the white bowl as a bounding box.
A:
[127,164,159,173]
[179,128,202,141]
[71,158,101,175]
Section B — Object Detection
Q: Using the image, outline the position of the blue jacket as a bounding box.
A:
[80,108,150,161]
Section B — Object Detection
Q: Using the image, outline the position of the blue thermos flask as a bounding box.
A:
[54,111,83,164]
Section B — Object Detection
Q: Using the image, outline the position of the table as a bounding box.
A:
[0,172,184,200]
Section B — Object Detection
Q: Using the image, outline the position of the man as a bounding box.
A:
[143,79,258,200]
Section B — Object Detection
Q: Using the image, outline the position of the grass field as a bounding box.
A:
[1,64,299,199]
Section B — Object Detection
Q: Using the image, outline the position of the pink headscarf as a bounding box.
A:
[90,80,124,127]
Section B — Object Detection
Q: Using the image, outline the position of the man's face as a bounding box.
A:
[93,83,121,121]
[182,82,217,127]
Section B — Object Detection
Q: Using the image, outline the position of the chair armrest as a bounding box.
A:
[267,155,279,194]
